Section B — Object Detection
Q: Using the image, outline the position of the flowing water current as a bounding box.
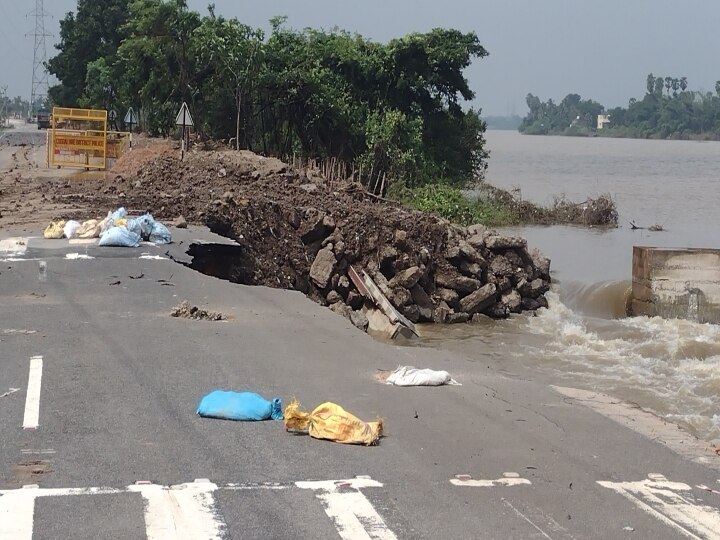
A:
[420,131,720,442]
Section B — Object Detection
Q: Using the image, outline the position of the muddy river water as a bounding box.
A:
[421,130,720,442]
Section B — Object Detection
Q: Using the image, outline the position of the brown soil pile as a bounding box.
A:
[109,135,176,177]
[53,148,552,325]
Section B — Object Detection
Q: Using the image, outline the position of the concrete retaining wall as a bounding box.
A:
[630,246,720,323]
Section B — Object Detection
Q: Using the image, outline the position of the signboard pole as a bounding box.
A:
[124,108,137,149]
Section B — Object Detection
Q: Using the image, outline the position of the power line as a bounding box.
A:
[28,0,51,114]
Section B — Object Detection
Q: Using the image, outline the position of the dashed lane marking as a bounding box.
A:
[22,356,42,430]
[450,472,532,487]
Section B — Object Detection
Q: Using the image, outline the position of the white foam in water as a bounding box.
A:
[527,291,720,441]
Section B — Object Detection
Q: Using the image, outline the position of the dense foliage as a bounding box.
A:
[519,93,604,135]
[47,0,490,189]
[520,73,720,139]
[0,96,31,120]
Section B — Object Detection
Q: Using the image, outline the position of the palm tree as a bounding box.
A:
[715,81,720,97]
[665,77,673,96]
[680,77,688,92]
[646,73,655,95]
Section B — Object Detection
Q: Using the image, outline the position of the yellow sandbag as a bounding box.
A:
[115,218,128,227]
[43,220,66,239]
[284,399,383,446]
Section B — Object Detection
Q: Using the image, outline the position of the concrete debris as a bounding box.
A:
[172,215,188,229]
[170,300,226,321]
[309,247,337,289]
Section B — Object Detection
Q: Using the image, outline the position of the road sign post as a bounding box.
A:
[108,109,118,131]
[124,107,137,149]
[175,102,194,160]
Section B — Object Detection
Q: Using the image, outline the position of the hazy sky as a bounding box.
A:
[1,0,719,115]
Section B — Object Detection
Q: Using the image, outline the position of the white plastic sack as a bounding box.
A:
[385,366,460,386]
[63,220,82,239]
[76,219,101,239]
[99,212,114,234]
[98,226,141,247]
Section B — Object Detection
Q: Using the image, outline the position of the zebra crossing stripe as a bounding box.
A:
[0,485,35,540]
[128,480,225,540]
[297,478,398,540]
[598,474,720,539]
[0,477,395,540]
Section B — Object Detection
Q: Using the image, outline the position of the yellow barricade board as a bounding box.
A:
[50,107,108,170]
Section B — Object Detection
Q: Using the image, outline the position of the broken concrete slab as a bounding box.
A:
[309,247,336,288]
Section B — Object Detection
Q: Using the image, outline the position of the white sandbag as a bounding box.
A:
[63,220,82,239]
[385,365,460,386]
[99,212,114,234]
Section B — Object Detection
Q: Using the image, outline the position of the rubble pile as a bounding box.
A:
[170,300,227,321]
[60,149,551,329]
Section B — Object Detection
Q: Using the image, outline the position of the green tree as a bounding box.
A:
[47,0,130,107]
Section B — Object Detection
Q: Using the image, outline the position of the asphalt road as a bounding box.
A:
[1,227,720,539]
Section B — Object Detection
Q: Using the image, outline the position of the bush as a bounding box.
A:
[393,184,517,226]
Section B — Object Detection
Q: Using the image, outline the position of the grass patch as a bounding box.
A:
[391,183,618,228]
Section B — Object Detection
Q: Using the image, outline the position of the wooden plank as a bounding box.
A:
[361,270,418,337]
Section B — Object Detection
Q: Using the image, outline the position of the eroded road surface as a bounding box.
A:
[1,182,720,537]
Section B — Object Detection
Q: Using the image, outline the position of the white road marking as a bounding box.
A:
[297,477,398,540]
[22,356,43,429]
[128,480,225,540]
[502,498,554,540]
[501,498,578,540]
[450,472,532,487]
[139,254,168,260]
[598,474,720,539]
[65,253,94,260]
[0,485,35,540]
[0,237,28,254]
[0,477,396,540]
[68,239,97,245]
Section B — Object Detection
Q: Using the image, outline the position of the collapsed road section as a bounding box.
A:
[35,147,552,335]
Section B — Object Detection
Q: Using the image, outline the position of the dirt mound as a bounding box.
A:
[44,148,552,325]
[109,136,176,177]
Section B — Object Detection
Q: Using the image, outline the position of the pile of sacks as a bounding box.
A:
[43,207,172,247]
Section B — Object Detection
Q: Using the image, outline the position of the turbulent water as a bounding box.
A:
[424,131,720,442]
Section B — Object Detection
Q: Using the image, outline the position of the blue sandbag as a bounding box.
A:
[125,218,143,238]
[134,214,156,239]
[197,391,283,421]
[149,222,172,244]
[98,226,141,247]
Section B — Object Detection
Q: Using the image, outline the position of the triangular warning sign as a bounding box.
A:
[175,102,194,127]
[124,107,137,125]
